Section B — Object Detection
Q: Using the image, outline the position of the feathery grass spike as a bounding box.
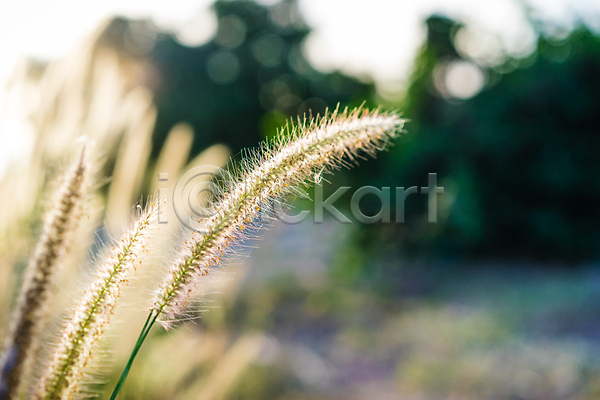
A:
[110,107,404,399]
[0,141,93,400]
[153,106,404,325]
[36,200,159,400]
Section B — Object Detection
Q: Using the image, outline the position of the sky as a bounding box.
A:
[1,0,598,88]
[0,0,599,173]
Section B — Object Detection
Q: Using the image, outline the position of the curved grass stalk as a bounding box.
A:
[0,142,94,400]
[109,106,404,399]
[153,106,403,325]
[35,201,158,400]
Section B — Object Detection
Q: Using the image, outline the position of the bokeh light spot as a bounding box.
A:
[215,14,247,49]
[252,33,286,67]
[175,8,217,48]
[436,60,485,100]
[207,51,240,85]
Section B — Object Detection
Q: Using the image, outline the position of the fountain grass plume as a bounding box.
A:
[0,140,94,400]
[152,106,404,327]
[35,199,159,400]
[108,106,404,399]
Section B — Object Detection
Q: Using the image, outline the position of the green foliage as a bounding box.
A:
[147,0,372,157]
[366,16,600,262]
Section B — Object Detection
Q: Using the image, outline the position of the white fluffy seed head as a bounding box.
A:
[0,139,96,400]
[36,199,160,400]
[151,106,404,328]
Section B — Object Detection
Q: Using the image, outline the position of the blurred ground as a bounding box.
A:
[123,218,600,400]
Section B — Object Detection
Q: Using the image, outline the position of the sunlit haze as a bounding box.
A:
[0,0,599,174]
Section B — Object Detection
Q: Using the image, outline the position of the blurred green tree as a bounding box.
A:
[363,16,600,264]
[147,0,371,157]
[97,0,371,158]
